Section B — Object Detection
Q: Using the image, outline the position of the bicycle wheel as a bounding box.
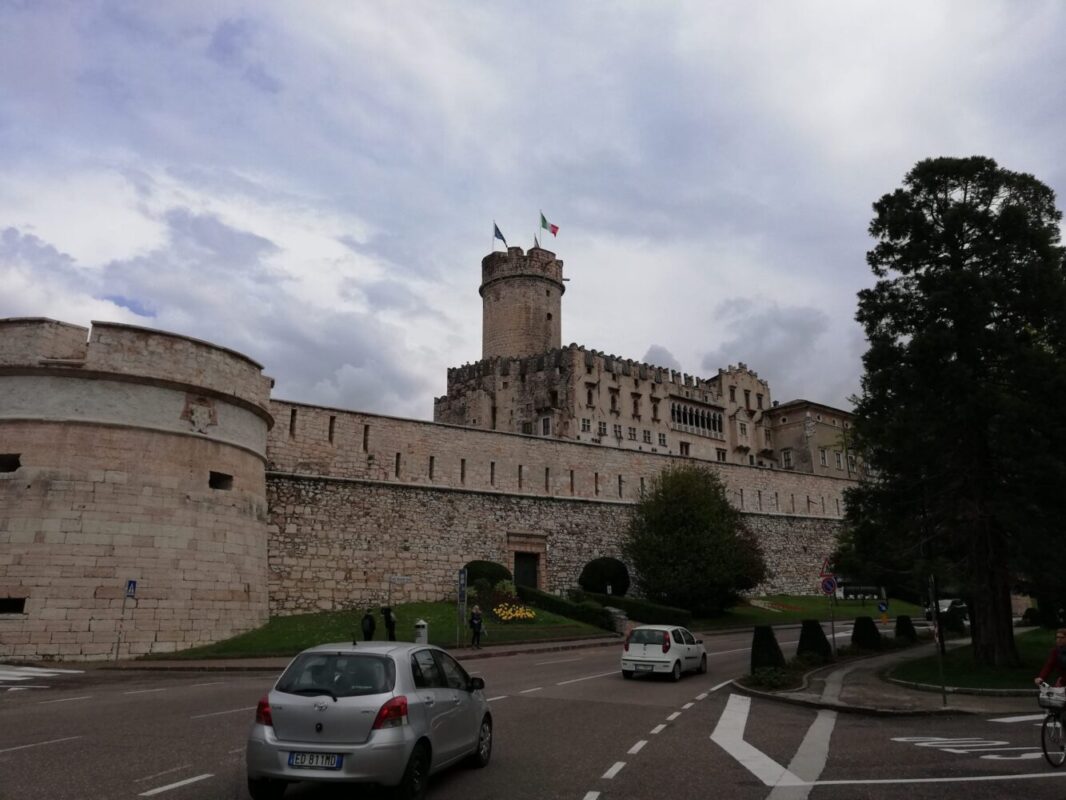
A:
[1042,713,1066,767]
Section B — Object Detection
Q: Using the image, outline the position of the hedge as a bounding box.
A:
[516,586,616,631]
[796,619,833,663]
[851,616,882,650]
[751,625,785,671]
[571,590,691,627]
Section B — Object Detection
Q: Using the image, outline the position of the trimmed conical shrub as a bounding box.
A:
[796,619,833,663]
[851,616,882,650]
[751,625,786,671]
[894,615,917,642]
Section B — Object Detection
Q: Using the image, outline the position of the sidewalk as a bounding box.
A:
[734,641,1037,716]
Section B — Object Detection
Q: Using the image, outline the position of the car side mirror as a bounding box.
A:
[468,676,485,691]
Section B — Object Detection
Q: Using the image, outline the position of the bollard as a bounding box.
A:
[414,619,428,645]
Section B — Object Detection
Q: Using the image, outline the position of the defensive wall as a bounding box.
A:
[0,319,273,661]
[266,399,848,613]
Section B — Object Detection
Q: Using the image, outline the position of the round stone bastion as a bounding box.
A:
[0,318,274,661]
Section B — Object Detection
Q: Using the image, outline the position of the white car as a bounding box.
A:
[246,641,492,800]
[621,624,707,681]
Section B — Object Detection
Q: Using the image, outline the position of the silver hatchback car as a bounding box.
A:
[246,641,492,800]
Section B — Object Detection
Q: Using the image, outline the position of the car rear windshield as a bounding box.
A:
[276,653,395,698]
[629,629,668,645]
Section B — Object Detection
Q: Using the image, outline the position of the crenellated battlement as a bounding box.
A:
[480,246,565,295]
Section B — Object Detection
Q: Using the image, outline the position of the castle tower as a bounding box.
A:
[0,318,273,661]
[480,246,565,360]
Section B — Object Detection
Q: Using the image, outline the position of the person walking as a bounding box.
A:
[360,609,376,642]
[381,606,397,641]
[469,604,484,649]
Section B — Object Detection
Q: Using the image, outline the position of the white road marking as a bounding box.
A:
[536,657,582,665]
[682,702,694,709]
[709,678,733,692]
[582,793,600,800]
[5,685,49,691]
[557,670,618,685]
[0,736,81,754]
[990,714,1045,723]
[667,711,681,720]
[138,773,213,796]
[190,706,255,719]
[38,695,91,704]
[134,765,193,783]
[628,740,647,755]
[0,673,34,681]
[813,773,1066,786]
[696,692,708,700]
[189,682,224,688]
[519,687,542,694]
[125,688,167,695]
[487,695,508,702]
[650,724,666,734]
[767,709,837,800]
[601,761,626,779]
[10,666,83,674]
[710,694,805,787]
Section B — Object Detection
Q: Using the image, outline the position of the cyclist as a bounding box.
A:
[1034,628,1066,687]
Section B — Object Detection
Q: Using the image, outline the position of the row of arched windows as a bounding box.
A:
[670,403,723,433]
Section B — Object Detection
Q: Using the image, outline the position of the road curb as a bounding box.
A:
[727,679,970,717]
[882,675,1036,697]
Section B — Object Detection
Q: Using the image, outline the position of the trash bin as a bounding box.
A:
[414,619,428,645]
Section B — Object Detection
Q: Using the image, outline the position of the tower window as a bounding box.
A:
[209,471,233,490]
[0,454,20,473]
[0,598,26,614]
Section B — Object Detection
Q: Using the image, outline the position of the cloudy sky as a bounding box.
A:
[2,2,1063,418]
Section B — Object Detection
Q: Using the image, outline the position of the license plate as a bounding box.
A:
[288,752,342,770]
[636,664,653,672]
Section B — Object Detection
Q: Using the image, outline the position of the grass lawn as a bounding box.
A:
[693,595,924,630]
[144,601,612,660]
[887,627,1052,690]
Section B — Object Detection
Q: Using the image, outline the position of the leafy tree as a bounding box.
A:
[839,156,1066,666]
[622,464,767,615]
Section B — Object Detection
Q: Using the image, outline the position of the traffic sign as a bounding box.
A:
[819,576,838,596]
[125,579,137,598]
[877,601,888,613]
[819,558,834,578]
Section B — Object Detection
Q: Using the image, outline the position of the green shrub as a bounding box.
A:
[516,585,615,631]
[751,625,785,671]
[465,560,512,587]
[573,591,691,626]
[796,619,832,664]
[578,557,631,596]
[851,616,882,650]
[941,606,966,635]
[895,615,917,642]
[494,579,517,596]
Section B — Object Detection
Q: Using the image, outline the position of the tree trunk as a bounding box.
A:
[969,519,1019,667]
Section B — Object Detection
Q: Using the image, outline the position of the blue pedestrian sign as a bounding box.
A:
[878,601,888,613]
[125,579,137,598]
[458,568,467,603]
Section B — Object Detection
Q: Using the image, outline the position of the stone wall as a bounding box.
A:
[0,319,272,661]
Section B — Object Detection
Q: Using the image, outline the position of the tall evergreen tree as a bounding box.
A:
[840,156,1066,666]
[623,464,767,615]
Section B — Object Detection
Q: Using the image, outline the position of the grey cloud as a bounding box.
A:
[642,344,682,372]
[1,227,80,274]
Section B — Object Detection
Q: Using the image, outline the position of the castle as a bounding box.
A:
[0,245,857,661]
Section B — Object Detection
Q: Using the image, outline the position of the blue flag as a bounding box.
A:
[494,223,507,247]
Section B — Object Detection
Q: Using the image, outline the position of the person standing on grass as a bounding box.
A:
[381,606,397,641]
[1035,628,1066,687]
[361,609,376,642]
[469,605,484,649]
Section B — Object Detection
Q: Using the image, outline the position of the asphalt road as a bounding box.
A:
[3,630,1066,800]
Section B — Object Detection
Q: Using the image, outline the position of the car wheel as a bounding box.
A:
[622,669,634,680]
[697,654,707,674]
[671,661,681,682]
[394,742,430,800]
[247,777,285,800]
[469,715,492,768]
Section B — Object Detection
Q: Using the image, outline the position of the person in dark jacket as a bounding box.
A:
[469,605,484,649]
[1035,629,1066,687]
[381,606,397,641]
[361,609,376,641]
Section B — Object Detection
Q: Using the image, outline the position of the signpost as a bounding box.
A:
[386,574,411,606]
[113,579,138,662]
[820,575,838,656]
[457,568,468,648]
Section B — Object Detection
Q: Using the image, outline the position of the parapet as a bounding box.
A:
[480,246,565,296]
[0,318,273,417]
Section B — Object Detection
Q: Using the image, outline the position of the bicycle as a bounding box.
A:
[1038,682,1066,767]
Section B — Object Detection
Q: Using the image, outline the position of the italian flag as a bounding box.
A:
[540,212,559,237]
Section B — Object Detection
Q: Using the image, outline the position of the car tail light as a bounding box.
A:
[255,695,273,727]
[623,633,631,652]
[662,633,671,653]
[373,695,409,729]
